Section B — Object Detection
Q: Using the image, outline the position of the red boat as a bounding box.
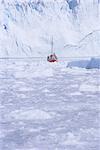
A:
[47,37,58,63]
[47,53,58,62]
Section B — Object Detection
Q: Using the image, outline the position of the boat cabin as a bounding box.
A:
[47,53,58,62]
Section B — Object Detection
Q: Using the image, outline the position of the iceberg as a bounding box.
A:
[67,57,100,69]
[86,57,100,69]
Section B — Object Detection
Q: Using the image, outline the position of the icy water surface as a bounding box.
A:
[0,59,100,150]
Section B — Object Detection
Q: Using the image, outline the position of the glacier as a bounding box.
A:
[0,0,100,57]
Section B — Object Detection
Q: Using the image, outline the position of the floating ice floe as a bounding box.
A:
[70,92,82,95]
[14,63,54,78]
[0,130,5,138]
[62,132,82,145]
[8,109,53,120]
[15,148,39,150]
[80,84,100,92]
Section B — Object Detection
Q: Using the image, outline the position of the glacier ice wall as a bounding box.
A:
[0,0,100,57]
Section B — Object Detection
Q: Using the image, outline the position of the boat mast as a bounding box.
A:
[51,36,54,54]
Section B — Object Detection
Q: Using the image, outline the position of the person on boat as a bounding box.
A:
[50,54,53,60]
[47,55,52,62]
[53,53,57,60]
[47,56,49,61]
